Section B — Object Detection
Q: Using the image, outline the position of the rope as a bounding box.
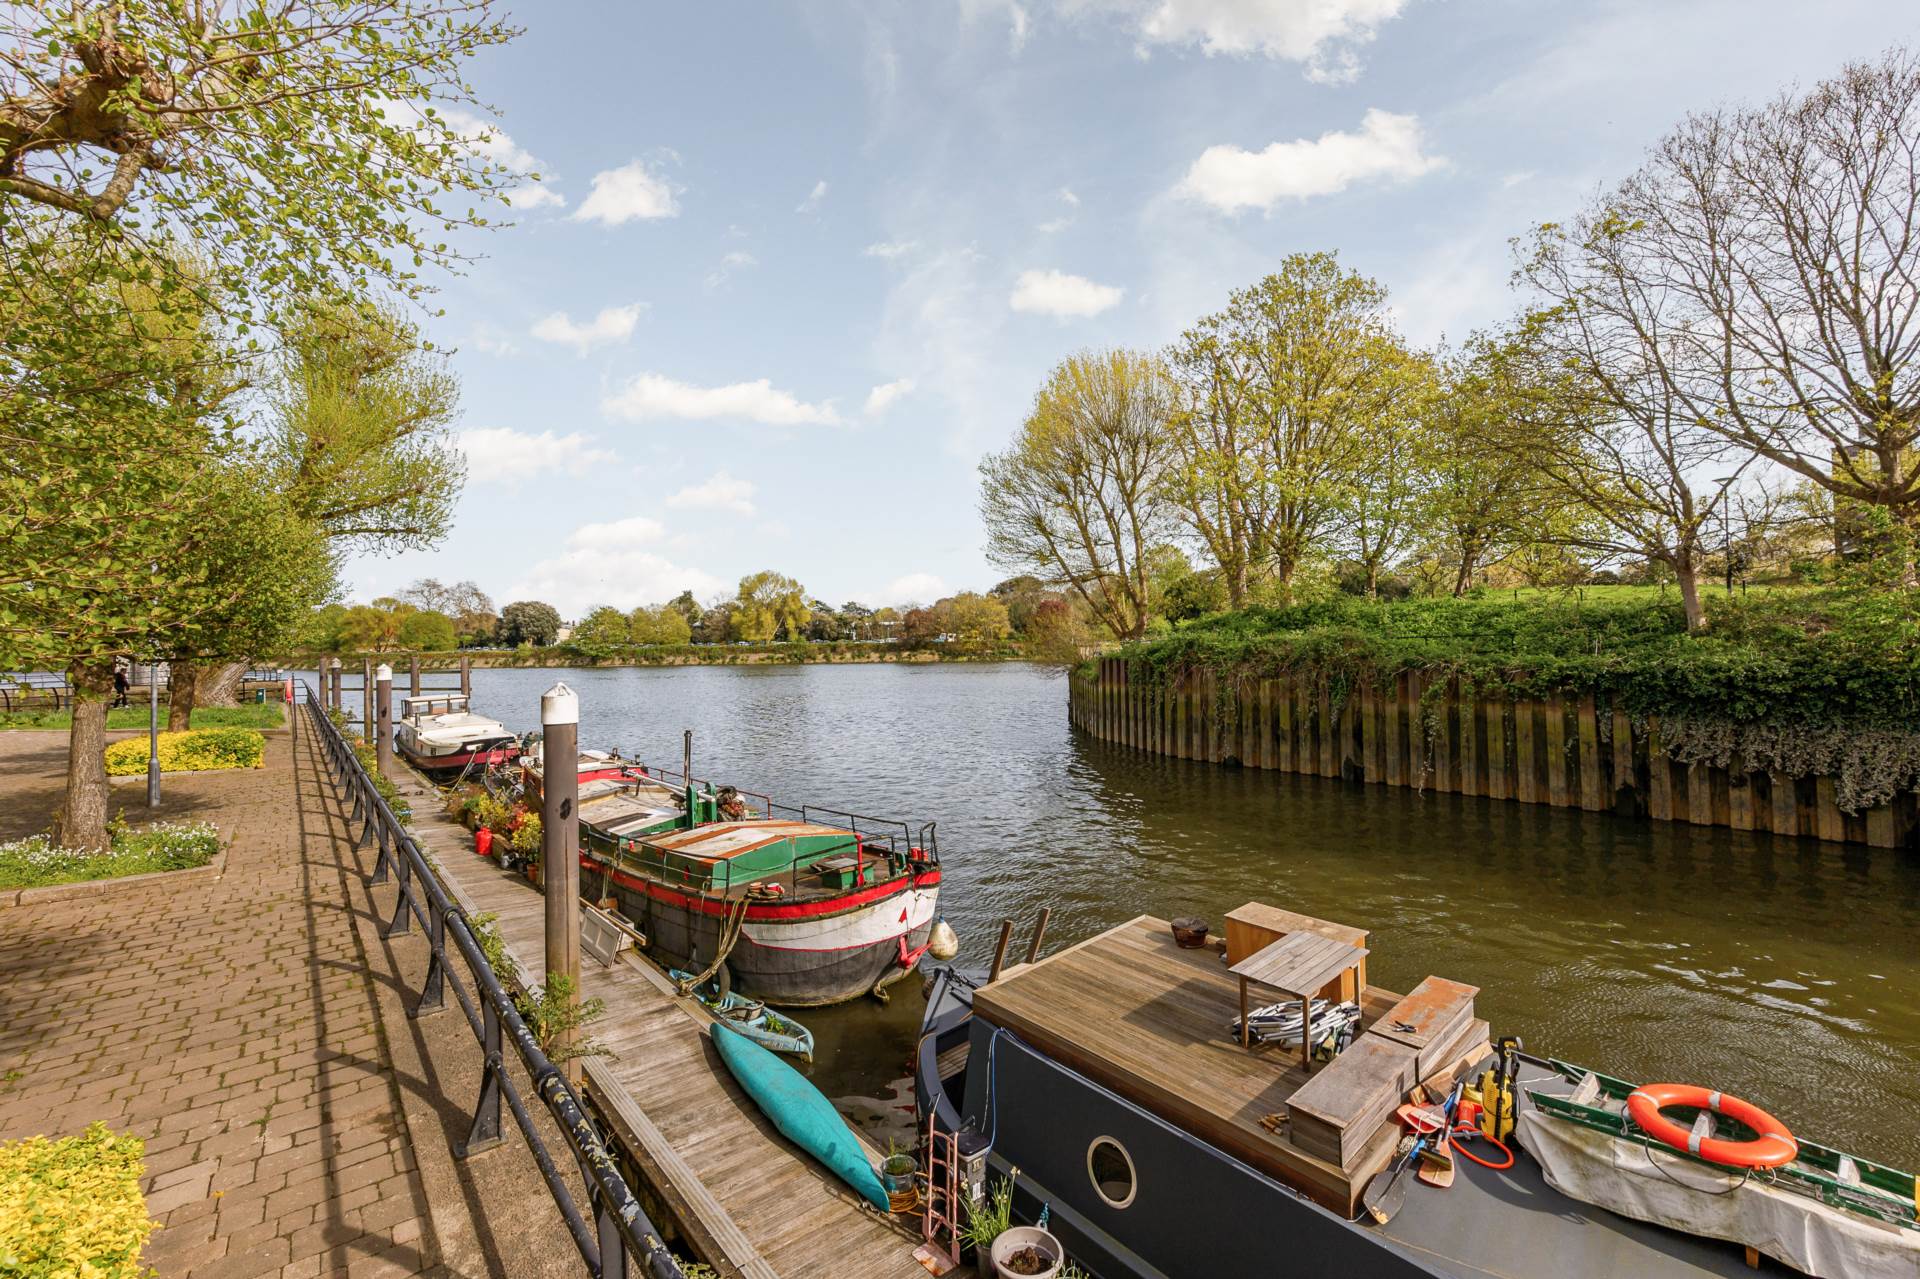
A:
[1633,1127,1757,1196]
[674,894,751,996]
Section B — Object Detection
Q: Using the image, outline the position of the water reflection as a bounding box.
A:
[464,663,1920,1166]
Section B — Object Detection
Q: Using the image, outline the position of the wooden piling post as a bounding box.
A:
[409,653,421,697]
[1544,695,1570,807]
[1577,695,1604,812]
[1646,717,1672,821]
[1611,706,1636,814]
[988,921,1015,984]
[541,682,582,1085]
[361,658,374,741]
[460,655,472,697]
[1515,699,1538,805]
[374,664,394,777]
[1484,697,1508,800]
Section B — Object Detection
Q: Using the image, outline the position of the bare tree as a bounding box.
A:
[1525,47,1920,530]
[979,349,1179,640]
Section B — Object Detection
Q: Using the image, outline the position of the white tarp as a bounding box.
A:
[1518,1110,1920,1279]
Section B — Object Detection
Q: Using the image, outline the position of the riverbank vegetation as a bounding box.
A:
[0,2,516,849]
[986,49,1920,735]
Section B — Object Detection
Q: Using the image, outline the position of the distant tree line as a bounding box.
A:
[979,48,1920,638]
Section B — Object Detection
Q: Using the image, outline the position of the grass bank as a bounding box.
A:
[0,703,284,731]
[0,821,221,889]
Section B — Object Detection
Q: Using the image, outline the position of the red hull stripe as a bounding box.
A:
[406,746,516,770]
[587,856,940,921]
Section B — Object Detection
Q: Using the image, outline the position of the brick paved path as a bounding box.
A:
[0,726,438,1278]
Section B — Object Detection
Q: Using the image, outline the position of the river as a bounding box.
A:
[458,662,1920,1168]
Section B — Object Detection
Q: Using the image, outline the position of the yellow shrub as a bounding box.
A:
[0,1122,156,1278]
[103,729,264,776]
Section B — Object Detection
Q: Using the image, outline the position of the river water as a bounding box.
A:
[463,662,1920,1168]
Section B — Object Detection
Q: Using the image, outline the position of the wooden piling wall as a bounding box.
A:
[1067,658,1916,850]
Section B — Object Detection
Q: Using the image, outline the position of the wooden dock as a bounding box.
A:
[392,771,944,1279]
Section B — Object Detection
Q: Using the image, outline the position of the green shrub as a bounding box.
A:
[0,1121,156,1278]
[102,728,263,775]
[0,822,220,887]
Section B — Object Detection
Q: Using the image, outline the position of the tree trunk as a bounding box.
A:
[196,660,249,706]
[1365,562,1380,598]
[1452,555,1474,597]
[1226,559,1248,609]
[166,659,197,731]
[1675,557,1705,632]
[52,661,115,850]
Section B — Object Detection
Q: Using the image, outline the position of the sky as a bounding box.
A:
[342,0,1920,620]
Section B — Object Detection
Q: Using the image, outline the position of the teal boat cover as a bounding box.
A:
[710,1021,889,1211]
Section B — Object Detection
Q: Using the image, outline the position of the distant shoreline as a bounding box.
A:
[284,645,1031,671]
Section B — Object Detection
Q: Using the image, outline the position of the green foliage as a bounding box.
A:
[959,1175,1016,1254]
[507,811,542,857]
[499,600,562,647]
[468,911,518,985]
[0,1121,156,1278]
[516,973,608,1065]
[569,605,632,656]
[395,609,458,652]
[0,821,218,888]
[102,729,264,775]
[732,572,811,643]
[629,603,693,647]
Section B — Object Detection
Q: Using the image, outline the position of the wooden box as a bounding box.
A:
[1225,903,1369,1002]
[1365,976,1479,1080]
[1286,1034,1417,1169]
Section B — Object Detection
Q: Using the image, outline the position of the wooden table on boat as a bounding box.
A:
[1230,931,1368,1064]
[393,768,943,1279]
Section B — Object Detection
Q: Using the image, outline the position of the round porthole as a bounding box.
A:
[1087,1136,1136,1209]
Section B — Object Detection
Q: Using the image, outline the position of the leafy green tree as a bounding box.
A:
[399,579,497,642]
[569,606,631,655]
[1416,334,1541,595]
[296,604,353,654]
[397,609,458,652]
[732,573,811,642]
[630,604,693,647]
[980,349,1179,640]
[946,593,1012,649]
[340,599,418,652]
[499,600,562,647]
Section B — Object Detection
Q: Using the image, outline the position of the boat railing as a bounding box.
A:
[620,765,940,867]
[302,682,683,1279]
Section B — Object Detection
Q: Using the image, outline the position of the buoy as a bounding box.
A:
[927,919,959,961]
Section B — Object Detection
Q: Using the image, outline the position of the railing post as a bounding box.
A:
[542,682,582,1085]
[458,1000,505,1158]
[371,806,393,884]
[356,777,376,850]
[386,838,413,937]
[413,900,446,1017]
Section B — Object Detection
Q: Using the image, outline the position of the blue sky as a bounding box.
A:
[345,0,1918,619]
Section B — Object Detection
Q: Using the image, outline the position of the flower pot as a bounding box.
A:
[879,1153,918,1196]
[989,1226,1062,1279]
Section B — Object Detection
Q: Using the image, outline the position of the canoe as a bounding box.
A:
[709,1021,888,1211]
[670,969,816,1060]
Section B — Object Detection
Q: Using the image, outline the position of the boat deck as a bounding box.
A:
[971,914,1487,1215]
[396,769,946,1279]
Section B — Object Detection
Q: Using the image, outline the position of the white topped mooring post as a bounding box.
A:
[375,663,394,777]
[541,681,582,1084]
[329,657,343,711]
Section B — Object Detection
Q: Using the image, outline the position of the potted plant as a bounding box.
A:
[879,1137,918,1198]
[510,810,543,882]
[960,1175,1013,1267]
[989,1226,1063,1278]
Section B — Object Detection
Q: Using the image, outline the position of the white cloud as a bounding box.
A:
[1059,186,1081,207]
[467,323,518,357]
[508,516,726,616]
[1038,186,1080,233]
[510,184,567,210]
[881,573,948,607]
[1009,268,1124,318]
[796,179,830,214]
[458,428,620,485]
[705,250,758,289]
[864,239,919,259]
[574,158,679,225]
[1073,0,1407,80]
[864,377,917,416]
[602,374,841,426]
[665,470,757,515]
[530,303,646,353]
[1174,109,1444,214]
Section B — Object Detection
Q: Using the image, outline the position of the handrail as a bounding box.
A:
[300,683,683,1279]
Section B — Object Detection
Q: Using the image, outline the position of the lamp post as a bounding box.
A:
[541,682,582,1084]
[146,658,161,809]
[375,663,394,776]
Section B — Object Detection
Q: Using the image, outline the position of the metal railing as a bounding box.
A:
[301,683,683,1279]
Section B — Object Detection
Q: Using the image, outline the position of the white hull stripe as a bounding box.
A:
[743,888,940,953]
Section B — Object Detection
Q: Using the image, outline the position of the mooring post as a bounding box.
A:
[541,682,582,1085]
[459,655,471,697]
[362,657,373,739]
[146,658,161,809]
[409,653,421,697]
[988,920,1014,984]
[329,657,343,712]
[375,663,394,778]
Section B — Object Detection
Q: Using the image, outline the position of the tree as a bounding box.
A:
[945,593,1012,649]
[733,572,811,643]
[397,609,458,652]
[1417,334,1544,595]
[1335,360,1432,597]
[1165,254,1418,602]
[400,578,497,641]
[339,599,418,652]
[630,604,692,646]
[499,601,562,647]
[569,605,632,654]
[296,604,353,653]
[1521,49,1920,526]
[980,349,1178,640]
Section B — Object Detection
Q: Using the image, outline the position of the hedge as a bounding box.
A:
[0,1122,156,1278]
[102,728,264,775]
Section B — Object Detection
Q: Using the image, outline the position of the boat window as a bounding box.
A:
[1087,1137,1136,1209]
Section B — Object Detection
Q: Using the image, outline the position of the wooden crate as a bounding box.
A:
[1365,976,1478,1079]
[1224,903,1369,1001]
[1286,1034,1418,1169]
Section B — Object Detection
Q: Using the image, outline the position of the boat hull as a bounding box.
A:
[400,742,519,777]
[584,852,940,1006]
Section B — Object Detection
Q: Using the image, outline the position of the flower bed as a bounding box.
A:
[102,728,264,775]
[0,822,220,890]
[0,1121,157,1278]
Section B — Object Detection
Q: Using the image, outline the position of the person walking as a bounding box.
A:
[112,664,130,709]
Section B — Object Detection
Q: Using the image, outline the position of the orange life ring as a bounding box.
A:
[1626,1084,1798,1169]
